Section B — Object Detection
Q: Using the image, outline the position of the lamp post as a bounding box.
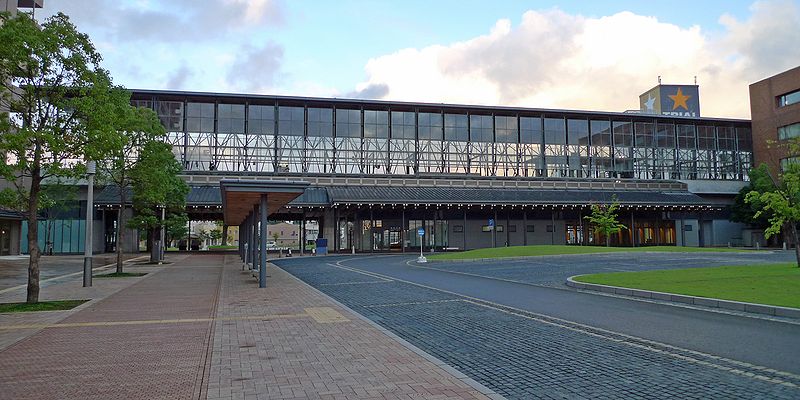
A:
[83,161,96,287]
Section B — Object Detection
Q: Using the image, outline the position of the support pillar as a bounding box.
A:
[401,207,406,253]
[551,208,556,245]
[523,209,528,246]
[493,209,498,248]
[631,211,636,247]
[251,205,258,269]
[300,211,305,255]
[259,194,268,288]
[463,208,468,250]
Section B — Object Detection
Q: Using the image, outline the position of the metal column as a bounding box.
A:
[259,194,268,288]
[251,205,258,269]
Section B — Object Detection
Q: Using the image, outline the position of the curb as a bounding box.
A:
[566,275,800,319]
[271,262,506,400]
[428,249,766,263]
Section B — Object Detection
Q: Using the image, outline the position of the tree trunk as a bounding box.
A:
[26,175,41,303]
[116,189,126,273]
[606,233,610,247]
[792,223,800,268]
[222,224,228,246]
[149,227,159,263]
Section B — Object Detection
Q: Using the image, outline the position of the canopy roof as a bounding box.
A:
[219,179,309,225]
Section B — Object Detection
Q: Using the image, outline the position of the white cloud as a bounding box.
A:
[348,1,800,118]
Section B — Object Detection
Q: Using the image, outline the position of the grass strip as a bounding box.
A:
[574,263,800,309]
[429,244,749,261]
[0,299,89,313]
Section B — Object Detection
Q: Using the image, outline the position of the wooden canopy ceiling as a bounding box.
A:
[220,179,310,226]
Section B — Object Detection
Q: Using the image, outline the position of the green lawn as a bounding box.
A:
[208,245,238,250]
[428,245,748,261]
[94,272,148,278]
[575,263,800,309]
[0,299,88,313]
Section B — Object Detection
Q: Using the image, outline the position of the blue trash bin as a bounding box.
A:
[315,238,328,255]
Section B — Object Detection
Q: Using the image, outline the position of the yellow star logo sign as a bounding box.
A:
[668,88,691,111]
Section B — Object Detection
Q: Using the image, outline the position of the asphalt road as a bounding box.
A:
[275,251,800,399]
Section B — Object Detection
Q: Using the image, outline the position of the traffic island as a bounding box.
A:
[567,263,800,318]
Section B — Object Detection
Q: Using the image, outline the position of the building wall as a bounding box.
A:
[750,66,800,177]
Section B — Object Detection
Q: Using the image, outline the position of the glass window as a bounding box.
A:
[778,89,800,107]
[697,126,716,150]
[336,108,361,137]
[544,118,565,144]
[470,114,493,142]
[717,126,736,150]
[677,124,695,149]
[495,116,518,143]
[781,157,800,171]
[217,104,245,134]
[520,117,542,144]
[656,123,675,148]
[248,104,275,135]
[590,120,611,146]
[444,114,468,141]
[419,112,443,140]
[157,101,183,131]
[634,122,655,147]
[612,121,632,147]
[567,119,589,145]
[307,107,332,137]
[364,110,389,138]
[278,106,304,136]
[737,127,752,151]
[186,102,214,132]
[778,123,800,140]
[390,111,414,139]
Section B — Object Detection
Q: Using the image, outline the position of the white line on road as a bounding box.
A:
[338,258,800,389]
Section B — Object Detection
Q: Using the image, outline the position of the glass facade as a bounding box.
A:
[133,96,752,181]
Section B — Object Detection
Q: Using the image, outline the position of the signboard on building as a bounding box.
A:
[639,84,700,117]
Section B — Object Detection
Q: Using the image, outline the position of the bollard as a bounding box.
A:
[312,248,316,256]
[756,242,760,250]
[288,248,292,257]
[783,242,787,251]
[352,245,355,254]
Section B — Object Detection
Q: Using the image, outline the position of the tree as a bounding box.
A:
[164,213,188,248]
[0,12,129,303]
[584,197,627,247]
[731,164,775,228]
[746,161,800,267]
[97,106,165,273]
[126,141,188,263]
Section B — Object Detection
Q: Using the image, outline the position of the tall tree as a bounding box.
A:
[0,12,129,303]
[97,106,165,273]
[584,197,627,247]
[126,141,188,263]
[746,161,800,267]
[730,163,776,228]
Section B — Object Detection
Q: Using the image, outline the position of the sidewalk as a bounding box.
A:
[0,253,489,399]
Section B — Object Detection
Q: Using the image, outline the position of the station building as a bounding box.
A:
[7,81,766,254]
[80,84,754,254]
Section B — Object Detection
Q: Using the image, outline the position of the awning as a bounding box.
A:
[219,179,310,226]
[325,186,714,207]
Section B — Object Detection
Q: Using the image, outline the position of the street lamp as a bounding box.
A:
[83,161,96,287]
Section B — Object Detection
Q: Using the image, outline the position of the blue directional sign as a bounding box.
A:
[488,218,495,227]
[417,227,425,236]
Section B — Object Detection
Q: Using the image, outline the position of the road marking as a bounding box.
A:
[336,258,800,388]
[327,262,394,282]
[602,267,633,272]
[0,255,150,295]
[319,280,391,286]
[408,259,800,326]
[363,299,462,308]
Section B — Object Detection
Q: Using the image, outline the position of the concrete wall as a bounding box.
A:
[675,219,700,247]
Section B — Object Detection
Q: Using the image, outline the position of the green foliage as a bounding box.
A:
[164,213,188,243]
[0,11,134,302]
[731,164,776,226]
[746,162,800,239]
[584,197,627,246]
[126,141,188,234]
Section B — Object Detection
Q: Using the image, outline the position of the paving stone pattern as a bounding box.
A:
[278,258,800,400]
[207,256,488,400]
[0,254,221,400]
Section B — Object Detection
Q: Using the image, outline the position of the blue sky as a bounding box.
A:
[34,1,800,117]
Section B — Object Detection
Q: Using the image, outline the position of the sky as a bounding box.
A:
[31,0,800,119]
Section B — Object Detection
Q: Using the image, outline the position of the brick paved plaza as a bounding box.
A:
[0,254,492,399]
